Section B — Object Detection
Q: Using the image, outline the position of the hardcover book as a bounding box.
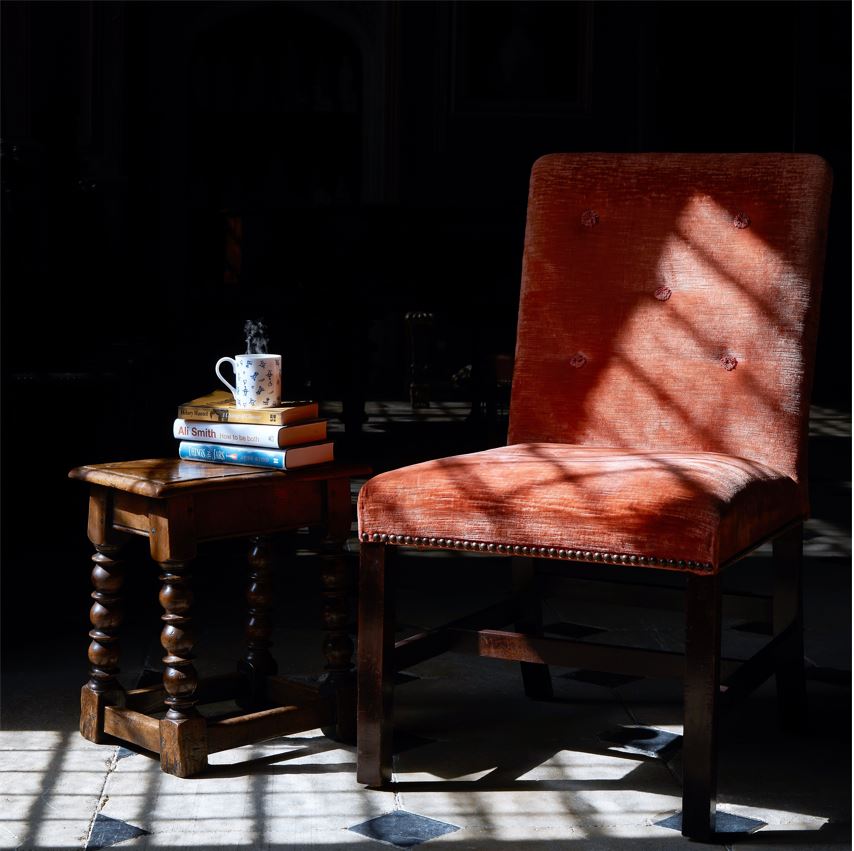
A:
[173,417,327,448]
[178,390,319,425]
[178,440,334,470]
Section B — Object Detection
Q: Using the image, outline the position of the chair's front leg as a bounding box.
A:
[356,541,393,786]
[681,571,722,840]
[773,522,807,732]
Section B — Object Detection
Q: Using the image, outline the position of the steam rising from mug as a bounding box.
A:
[244,319,269,355]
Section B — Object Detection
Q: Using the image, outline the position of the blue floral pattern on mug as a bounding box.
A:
[215,353,282,409]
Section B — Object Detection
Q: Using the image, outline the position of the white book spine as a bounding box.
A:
[173,418,280,447]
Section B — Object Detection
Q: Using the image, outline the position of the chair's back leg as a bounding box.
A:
[681,571,722,840]
[357,541,394,785]
[773,522,807,732]
[512,557,553,699]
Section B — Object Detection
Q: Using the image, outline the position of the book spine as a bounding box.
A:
[177,405,279,425]
[176,404,319,425]
[176,406,231,422]
[178,441,286,469]
[174,418,282,447]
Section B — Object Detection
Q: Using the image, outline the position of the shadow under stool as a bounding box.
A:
[68,458,368,777]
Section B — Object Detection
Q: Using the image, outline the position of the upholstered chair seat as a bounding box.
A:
[358,443,802,573]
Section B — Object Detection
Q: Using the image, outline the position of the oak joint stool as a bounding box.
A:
[69,458,369,778]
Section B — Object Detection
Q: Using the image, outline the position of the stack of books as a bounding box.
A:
[174,390,334,470]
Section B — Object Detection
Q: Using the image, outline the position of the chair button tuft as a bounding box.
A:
[569,352,587,369]
[721,354,738,371]
[654,286,672,301]
[581,209,600,227]
[733,211,751,229]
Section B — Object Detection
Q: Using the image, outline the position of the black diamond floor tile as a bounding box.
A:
[560,669,641,688]
[348,810,460,848]
[86,814,150,849]
[599,724,681,759]
[394,670,421,686]
[655,810,766,834]
[543,621,605,639]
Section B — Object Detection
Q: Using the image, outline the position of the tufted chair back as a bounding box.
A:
[509,154,832,510]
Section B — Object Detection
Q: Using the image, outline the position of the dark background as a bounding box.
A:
[1,1,850,642]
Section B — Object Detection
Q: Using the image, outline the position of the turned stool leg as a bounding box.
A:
[320,535,356,742]
[80,544,126,743]
[158,560,207,777]
[239,535,278,707]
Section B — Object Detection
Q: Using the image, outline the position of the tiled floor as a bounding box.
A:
[1,405,850,850]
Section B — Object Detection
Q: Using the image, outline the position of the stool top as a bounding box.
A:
[68,458,371,498]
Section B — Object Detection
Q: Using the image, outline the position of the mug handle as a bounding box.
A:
[215,357,238,400]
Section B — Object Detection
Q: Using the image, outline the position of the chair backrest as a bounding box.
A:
[508,153,832,509]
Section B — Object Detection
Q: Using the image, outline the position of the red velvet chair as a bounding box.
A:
[355,153,832,839]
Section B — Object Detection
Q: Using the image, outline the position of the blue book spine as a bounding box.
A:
[178,441,285,469]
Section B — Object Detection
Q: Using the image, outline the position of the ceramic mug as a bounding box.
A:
[215,353,282,408]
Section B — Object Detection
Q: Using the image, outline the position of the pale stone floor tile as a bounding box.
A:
[0,731,114,849]
[418,824,710,849]
[98,735,391,848]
